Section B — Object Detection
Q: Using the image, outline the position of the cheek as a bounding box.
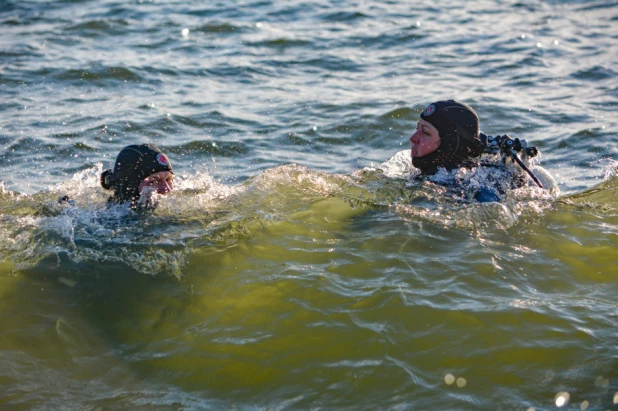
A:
[429,136,440,151]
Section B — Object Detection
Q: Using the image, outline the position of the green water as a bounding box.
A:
[2,166,618,409]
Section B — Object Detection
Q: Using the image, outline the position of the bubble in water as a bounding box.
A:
[536,42,542,48]
[181,28,189,37]
[580,400,589,410]
[444,374,455,385]
[554,392,570,407]
[613,392,618,404]
[526,408,535,411]
[554,39,560,45]
[456,377,467,388]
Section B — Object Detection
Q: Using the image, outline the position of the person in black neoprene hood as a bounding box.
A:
[100,144,174,208]
[409,100,557,202]
[410,100,485,174]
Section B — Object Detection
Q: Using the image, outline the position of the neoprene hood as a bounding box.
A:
[100,144,172,205]
[412,100,484,174]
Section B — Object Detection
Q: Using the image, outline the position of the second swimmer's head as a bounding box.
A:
[100,144,174,207]
[410,100,484,174]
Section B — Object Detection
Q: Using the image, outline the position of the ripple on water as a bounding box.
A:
[64,19,129,37]
[195,21,249,34]
[571,65,617,81]
[169,140,249,157]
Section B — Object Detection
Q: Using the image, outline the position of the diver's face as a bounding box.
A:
[138,171,174,195]
[410,119,440,157]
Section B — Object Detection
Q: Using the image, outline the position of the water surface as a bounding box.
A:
[1,0,618,409]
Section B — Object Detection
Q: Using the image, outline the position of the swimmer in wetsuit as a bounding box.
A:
[410,100,556,202]
[100,144,174,209]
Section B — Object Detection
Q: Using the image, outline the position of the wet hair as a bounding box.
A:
[412,100,485,175]
[100,144,172,206]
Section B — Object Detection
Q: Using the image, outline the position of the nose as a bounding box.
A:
[410,129,420,143]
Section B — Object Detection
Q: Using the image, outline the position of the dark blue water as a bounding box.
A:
[1,0,618,409]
